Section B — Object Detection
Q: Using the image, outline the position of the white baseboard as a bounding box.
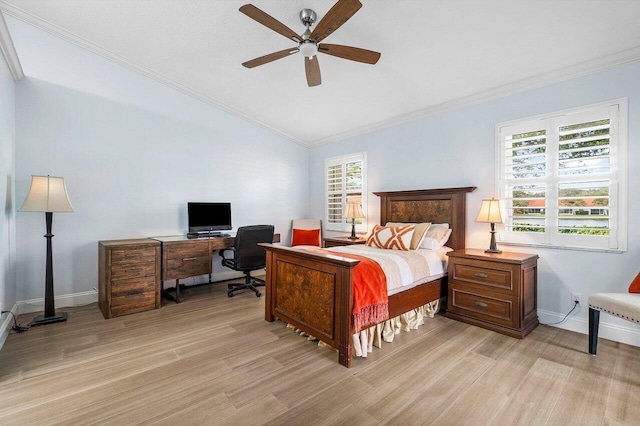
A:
[0,304,18,349]
[15,270,253,316]
[538,308,640,348]
[16,290,99,315]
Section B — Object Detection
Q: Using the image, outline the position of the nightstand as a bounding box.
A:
[323,236,368,248]
[446,249,539,338]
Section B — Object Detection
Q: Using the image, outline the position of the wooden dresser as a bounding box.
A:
[446,249,539,338]
[98,238,161,319]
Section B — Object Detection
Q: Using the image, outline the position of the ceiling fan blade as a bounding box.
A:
[242,48,299,68]
[310,0,362,43]
[239,4,302,43]
[305,56,321,87]
[318,44,380,64]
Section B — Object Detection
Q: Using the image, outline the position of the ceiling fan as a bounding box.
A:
[239,0,381,87]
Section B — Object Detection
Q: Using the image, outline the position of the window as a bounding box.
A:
[497,99,627,252]
[325,152,367,232]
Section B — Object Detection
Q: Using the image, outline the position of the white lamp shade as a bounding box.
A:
[342,202,365,219]
[19,175,74,213]
[475,199,503,224]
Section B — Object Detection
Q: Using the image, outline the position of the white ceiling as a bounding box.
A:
[2,0,640,146]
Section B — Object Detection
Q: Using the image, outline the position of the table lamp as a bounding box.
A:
[19,175,74,326]
[342,202,365,240]
[475,198,503,253]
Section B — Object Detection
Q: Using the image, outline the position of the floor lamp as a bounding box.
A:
[19,175,74,326]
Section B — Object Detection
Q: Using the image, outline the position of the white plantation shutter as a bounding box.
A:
[497,99,627,251]
[325,152,367,232]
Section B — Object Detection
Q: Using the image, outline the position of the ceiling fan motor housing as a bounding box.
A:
[300,9,317,27]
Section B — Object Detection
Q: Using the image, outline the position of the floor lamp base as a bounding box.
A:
[30,312,67,327]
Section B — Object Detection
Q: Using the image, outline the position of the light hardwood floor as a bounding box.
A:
[0,281,639,425]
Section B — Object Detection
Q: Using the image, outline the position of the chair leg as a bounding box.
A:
[589,308,600,355]
[227,271,262,297]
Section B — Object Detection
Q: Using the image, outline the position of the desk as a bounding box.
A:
[152,234,280,302]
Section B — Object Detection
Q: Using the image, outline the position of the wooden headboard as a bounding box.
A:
[373,187,476,251]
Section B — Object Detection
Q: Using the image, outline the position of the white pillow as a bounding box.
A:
[419,224,451,250]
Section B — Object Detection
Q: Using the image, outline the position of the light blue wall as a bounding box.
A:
[310,60,640,338]
[11,18,309,303]
[0,47,16,315]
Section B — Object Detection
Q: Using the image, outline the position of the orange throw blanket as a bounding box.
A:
[307,248,389,333]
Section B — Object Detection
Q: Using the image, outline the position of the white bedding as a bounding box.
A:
[324,245,451,296]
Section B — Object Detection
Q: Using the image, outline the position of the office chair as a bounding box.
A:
[220,225,274,297]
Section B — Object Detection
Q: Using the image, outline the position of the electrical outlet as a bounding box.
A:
[572,293,582,305]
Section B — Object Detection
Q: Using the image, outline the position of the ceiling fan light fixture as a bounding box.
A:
[299,40,318,58]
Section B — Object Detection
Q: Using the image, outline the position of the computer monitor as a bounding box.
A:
[187,202,232,233]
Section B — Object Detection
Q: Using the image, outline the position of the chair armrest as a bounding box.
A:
[219,248,235,260]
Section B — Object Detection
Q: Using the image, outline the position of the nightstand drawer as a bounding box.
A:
[452,262,513,293]
[450,288,517,328]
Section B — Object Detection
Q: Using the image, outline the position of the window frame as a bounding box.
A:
[495,98,627,252]
[325,152,368,233]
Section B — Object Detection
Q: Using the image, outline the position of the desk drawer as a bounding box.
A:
[166,256,210,278]
[450,287,518,328]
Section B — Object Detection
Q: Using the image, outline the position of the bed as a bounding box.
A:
[261,187,476,367]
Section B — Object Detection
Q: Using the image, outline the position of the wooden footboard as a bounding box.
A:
[261,244,359,367]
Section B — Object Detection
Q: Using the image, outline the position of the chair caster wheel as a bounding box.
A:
[227,291,234,297]
[256,291,261,297]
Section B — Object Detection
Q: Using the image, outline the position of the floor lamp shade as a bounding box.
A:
[19,175,74,326]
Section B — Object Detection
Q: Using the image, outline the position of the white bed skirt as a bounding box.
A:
[286,298,442,358]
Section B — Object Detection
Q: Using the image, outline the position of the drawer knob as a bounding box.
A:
[475,301,488,308]
[474,272,488,279]
[183,257,198,261]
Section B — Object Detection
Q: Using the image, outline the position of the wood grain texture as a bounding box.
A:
[0,283,638,425]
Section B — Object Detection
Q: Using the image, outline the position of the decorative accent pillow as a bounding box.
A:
[385,222,431,250]
[420,224,451,250]
[291,228,320,247]
[366,224,415,251]
[628,271,640,293]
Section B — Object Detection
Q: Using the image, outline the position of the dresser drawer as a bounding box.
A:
[110,292,157,317]
[451,260,514,294]
[111,247,157,265]
[111,276,157,295]
[450,287,518,329]
[110,261,157,280]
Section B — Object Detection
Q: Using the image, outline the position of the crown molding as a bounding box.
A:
[0,10,23,80]
[307,47,640,147]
